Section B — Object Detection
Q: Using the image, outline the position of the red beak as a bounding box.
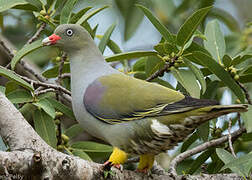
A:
[42,34,61,45]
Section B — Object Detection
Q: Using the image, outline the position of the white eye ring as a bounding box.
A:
[66,29,73,36]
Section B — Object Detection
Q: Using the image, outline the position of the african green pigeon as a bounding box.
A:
[42,24,248,171]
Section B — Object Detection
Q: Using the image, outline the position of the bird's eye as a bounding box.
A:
[66,29,74,37]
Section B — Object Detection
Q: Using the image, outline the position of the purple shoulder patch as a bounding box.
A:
[83,79,106,116]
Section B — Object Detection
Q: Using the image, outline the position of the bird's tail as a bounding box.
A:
[182,104,248,128]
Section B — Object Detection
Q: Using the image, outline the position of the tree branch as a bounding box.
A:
[169,127,246,176]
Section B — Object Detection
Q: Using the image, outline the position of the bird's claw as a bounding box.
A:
[103,161,123,171]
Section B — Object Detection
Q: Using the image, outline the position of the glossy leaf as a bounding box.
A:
[45,98,75,120]
[216,148,248,176]
[11,40,43,70]
[7,89,33,104]
[70,6,92,24]
[222,55,232,67]
[0,0,28,12]
[76,6,109,25]
[184,58,206,93]
[133,57,146,72]
[145,56,164,76]
[171,69,200,98]
[42,63,70,78]
[137,4,173,43]
[204,20,226,62]
[181,132,198,153]
[72,149,92,161]
[60,0,78,24]
[33,109,57,148]
[71,141,113,152]
[177,6,211,47]
[188,149,213,174]
[98,23,116,54]
[5,81,19,95]
[105,51,157,62]
[65,124,84,139]
[33,98,55,119]
[241,105,252,133]
[220,151,252,176]
[193,51,245,103]
[231,54,252,66]
[196,122,209,142]
[0,66,33,91]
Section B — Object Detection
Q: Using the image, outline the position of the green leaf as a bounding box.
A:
[193,51,245,103]
[60,0,79,24]
[181,132,198,153]
[71,141,113,153]
[177,6,212,47]
[222,55,232,67]
[72,149,92,161]
[0,66,34,91]
[196,122,209,142]
[136,4,173,43]
[107,39,122,54]
[231,54,252,66]
[133,58,146,72]
[45,98,75,120]
[188,149,213,174]
[216,148,248,176]
[11,40,43,70]
[5,81,19,95]
[42,62,70,78]
[38,0,46,5]
[33,109,57,148]
[12,4,38,11]
[25,0,42,9]
[98,23,116,54]
[7,89,33,104]
[171,69,200,98]
[65,124,84,139]
[33,98,55,119]
[105,51,157,62]
[154,42,179,56]
[76,6,109,25]
[220,151,252,176]
[0,0,28,12]
[241,105,252,133]
[145,56,164,76]
[183,59,206,93]
[204,20,226,62]
[70,6,92,24]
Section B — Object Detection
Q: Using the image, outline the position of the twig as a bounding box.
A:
[57,53,67,83]
[146,63,171,81]
[21,75,71,96]
[169,127,246,176]
[228,118,237,157]
[26,23,46,45]
[237,81,252,105]
[60,73,70,79]
[19,60,47,82]
[34,88,56,96]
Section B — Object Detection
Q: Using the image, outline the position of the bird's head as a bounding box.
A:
[42,24,92,53]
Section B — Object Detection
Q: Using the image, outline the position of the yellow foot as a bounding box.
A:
[103,147,127,171]
[137,154,155,173]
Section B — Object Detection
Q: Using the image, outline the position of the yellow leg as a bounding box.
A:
[137,154,155,171]
[108,147,127,165]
